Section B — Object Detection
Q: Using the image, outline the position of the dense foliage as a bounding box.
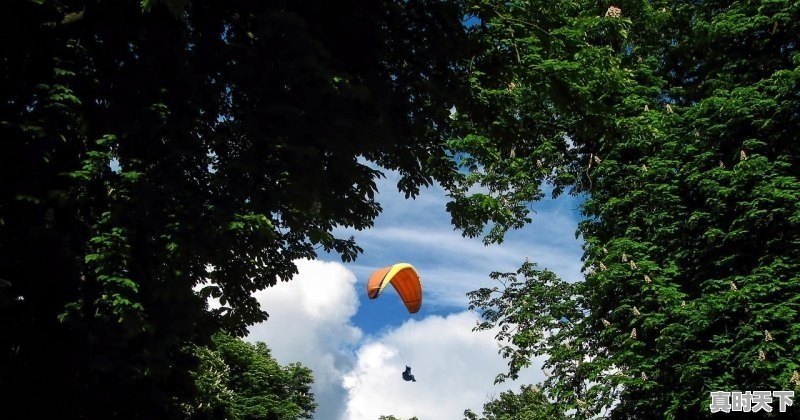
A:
[0,0,468,417]
[4,0,799,418]
[189,334,316,419]
[463,385,568,420]
[462,0,800,418]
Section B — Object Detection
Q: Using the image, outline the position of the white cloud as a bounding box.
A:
[247,259,363,419]
[244,261,548,420]
[343,311,545,420]
[245,166,584,419]
[333,167,584,310]
[340,221,583,309]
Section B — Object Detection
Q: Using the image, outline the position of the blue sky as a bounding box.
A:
[336,171,585,335]
[245,168,586,419]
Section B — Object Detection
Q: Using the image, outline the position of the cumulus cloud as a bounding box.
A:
[245,166,583,419]
[247,259,363,419]
[244,260,548,420]
[343,311,546,420]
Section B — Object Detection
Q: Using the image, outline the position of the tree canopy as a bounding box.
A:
[463,385,568,420]
[2,0,799,418]
[462,0,800,417]
[1,0,469,417]
[188,334,316,419]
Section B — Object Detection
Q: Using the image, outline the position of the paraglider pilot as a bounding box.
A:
[402,366,416,382]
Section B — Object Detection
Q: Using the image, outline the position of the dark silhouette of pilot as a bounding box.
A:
[402,365,416,382]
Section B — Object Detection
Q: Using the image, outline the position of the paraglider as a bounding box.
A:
[367,263,423,382]
[366,263,422,313]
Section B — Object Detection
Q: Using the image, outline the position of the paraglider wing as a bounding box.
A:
[366,263,422,313]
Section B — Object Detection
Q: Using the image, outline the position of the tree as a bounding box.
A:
[460,0,800,418]
[0,0,469,417]
[188,334,316,420]
[463,385,568,420]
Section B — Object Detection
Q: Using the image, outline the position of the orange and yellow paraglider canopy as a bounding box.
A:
[366,263,422,313]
